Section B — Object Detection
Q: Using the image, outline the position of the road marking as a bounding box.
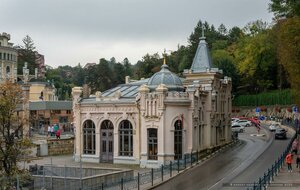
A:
[250,134,266,137]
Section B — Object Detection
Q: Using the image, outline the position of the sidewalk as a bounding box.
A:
[267,162,300,189]
[267,124,300,190]
[28,133,150,175]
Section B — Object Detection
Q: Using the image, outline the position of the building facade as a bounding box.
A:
[29,81,57,101]
[0,32,18,83]
[29,101,73,132]
[72,35,232,168]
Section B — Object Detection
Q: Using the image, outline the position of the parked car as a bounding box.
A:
[275,128,287,139]
[269,123,280,132]
[231,125,245,133]
[232,119,252,127]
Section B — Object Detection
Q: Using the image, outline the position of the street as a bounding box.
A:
[153,124,292,190]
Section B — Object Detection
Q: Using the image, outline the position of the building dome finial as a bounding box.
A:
[200,25,206,40]
[163,48,166,65]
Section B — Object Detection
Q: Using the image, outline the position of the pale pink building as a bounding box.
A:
[72,35,232,168]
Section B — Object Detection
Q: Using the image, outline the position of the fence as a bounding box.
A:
[246,125,297,190]
[24,141,238,190]
[0,174,33,190]
[29,163,134,190]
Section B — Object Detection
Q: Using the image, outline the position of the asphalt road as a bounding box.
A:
[152,125,292,190]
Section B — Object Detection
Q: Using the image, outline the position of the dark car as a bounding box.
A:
[275,128,287,139]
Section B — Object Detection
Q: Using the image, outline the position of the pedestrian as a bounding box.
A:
[56,129,61,139]
[47,125,51,136]
[296,154,300,170]
[285,152,293,172]
[54,124,59,134]
[292,139,299,155]
[50,125,54,136]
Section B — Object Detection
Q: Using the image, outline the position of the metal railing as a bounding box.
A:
[24,141,238,190]
[247,126,296,190]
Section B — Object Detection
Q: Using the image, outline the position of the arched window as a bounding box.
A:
[6,66,10,78]
[83,120,95,154]
[119,120,133,156]
[174,120,183,160]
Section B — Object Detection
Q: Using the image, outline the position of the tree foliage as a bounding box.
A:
[276,17,300,106]
[233,29,278,92]
[41,17,298,104]
[0,82,32,187]
[17,35,37,75]
[269,0,300,18]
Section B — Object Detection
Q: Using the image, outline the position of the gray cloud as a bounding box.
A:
[1,0,273,67]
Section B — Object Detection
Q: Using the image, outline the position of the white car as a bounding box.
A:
[269,123,280,132]
[232,119,252,127]
[231,118,240,123]
[231,124,245,133]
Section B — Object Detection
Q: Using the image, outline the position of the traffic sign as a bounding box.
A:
[256,107,260,113]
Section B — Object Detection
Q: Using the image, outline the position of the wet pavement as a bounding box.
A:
[152,125,273,190]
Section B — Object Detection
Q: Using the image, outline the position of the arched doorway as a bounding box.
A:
[174,120,183,160]
[100,120,114,162]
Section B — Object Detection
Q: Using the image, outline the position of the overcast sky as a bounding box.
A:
[1,0,274,68]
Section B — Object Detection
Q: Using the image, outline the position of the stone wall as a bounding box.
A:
[232,105,296,119]
[47,137,74,155]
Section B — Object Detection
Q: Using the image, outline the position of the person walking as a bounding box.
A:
[54,124,59,135]
[47,125,51,136]
[292,139,299,155]
[50,125,54,136]
[285,152,293,172]
[296,154,300,171]
[56,129,61,139]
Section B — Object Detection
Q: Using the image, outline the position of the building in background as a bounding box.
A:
[29,81,57,101]
[0,32,72,136]
[29,101,73,133]
[84,62,96,69]
[0,32,18,83]
[34,52,46,79]
[72,33,232,168]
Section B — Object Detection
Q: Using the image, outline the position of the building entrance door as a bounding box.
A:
[100,120,114,162]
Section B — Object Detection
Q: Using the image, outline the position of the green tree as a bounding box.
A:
[218,24,227,36]
[233,29,277,93]
[212,50,240,92]
[86,58,114,93]
[133,53,161,79]
[112,63,126,85]
[243,20,269,36]
[228,26,244,44]
[0,81,32,188]
[122,58,133,77]
[17,35,37,75]
[22,35,36,51]
[276,17,300,106]
[269,0,300,18]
